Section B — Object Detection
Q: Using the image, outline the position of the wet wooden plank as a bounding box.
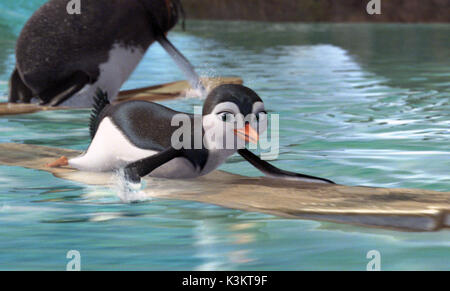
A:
[0,143,448,232]
[0,76,243,116]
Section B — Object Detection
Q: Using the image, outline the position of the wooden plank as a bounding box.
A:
[0,143,448,232]
[0,76,243,116]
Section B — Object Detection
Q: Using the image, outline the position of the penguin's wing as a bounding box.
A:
[123,147,184,183]
[237,149,335,184]
[157,35,205,95]
[138,0,204,94]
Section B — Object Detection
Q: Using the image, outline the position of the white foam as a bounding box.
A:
[111,169,149,203]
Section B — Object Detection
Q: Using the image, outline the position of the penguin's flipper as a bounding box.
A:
[8,68,34,103]
[157,35,206,95]
[139,0,200,93]
[123,147,184,183]
[238,149,335,184]
[39,71,91,106]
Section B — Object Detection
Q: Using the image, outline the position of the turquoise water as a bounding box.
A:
[0,1,449,270]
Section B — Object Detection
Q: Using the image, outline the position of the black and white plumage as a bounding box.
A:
[9,0,203,107]
[67,84,335,185]
[89,90,111,139]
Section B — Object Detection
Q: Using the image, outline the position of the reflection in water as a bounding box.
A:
[194,220,262,270]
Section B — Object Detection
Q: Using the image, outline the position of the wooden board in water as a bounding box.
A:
[0,143,448,232]
[0,77,243,116]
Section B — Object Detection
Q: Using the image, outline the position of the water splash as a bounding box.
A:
[111,169,149,203]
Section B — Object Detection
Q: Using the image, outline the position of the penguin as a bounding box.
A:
[47,84,335,185]
[9,0,204,107]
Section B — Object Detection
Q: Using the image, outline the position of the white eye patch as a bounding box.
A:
[212,102,240,115]
[211,101,267,127]
[218,112,236,123]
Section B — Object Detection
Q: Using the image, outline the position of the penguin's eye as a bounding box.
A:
[218,111,236,123]
[256,111,267,121]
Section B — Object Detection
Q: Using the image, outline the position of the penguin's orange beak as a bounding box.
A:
[234,124,259,144]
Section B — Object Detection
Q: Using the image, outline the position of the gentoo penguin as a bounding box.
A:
[48,84,335,185]
[9,0,204,107]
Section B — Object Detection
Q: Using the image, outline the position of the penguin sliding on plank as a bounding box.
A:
[9,0,204,107]
[47,84,335,186]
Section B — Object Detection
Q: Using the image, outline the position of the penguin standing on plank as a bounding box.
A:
[9,0,204,107]
[48,84,335,185]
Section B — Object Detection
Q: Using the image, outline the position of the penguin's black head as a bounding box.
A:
[203,84,264,116]
[141,0,185,34]
[202,84,267,148]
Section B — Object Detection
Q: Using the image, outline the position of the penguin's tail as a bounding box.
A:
[89,89,110,139]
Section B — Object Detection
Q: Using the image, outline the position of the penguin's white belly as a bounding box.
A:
[69,118,199,178]
[61,44,145,107]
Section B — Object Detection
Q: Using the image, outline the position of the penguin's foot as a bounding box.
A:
[46,156,69,167]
